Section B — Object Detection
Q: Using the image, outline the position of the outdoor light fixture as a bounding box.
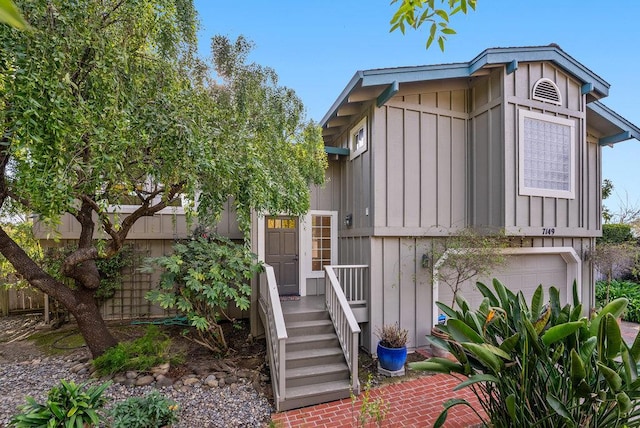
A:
[344,213,353,227]
[421,253,430,269]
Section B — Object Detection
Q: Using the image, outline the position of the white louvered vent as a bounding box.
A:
[532,78,562,105]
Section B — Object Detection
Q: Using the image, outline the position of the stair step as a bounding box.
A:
[286,362,349,388]
[287,319,335,336]
[286,347,345,368]
[283,308,330,323]
[287,333,340,351]
[280,380,352,411]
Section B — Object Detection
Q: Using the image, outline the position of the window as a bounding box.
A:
[518,110,575,199]
[311,215,332,271]
[349,117,367,160]
[267,217,296,229]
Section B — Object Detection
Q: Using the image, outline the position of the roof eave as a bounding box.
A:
[588,101,640,145]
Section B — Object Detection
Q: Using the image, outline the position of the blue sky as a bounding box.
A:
[193,1,640,214]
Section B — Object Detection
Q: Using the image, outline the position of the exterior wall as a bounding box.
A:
[372,83,468,235]
[469,69,505,228]
[365,234,595,354]
[501,62,600,236]
[33,209,191,240]
[368,236,435,353]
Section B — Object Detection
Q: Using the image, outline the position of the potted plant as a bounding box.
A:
[375,323,408,372]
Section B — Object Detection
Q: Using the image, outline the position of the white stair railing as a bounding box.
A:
[330,265,368,305]
[324,265,363,395]
[260,264,287,410]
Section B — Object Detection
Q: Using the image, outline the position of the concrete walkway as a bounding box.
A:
[271,322,640,427]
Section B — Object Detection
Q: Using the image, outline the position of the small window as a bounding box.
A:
[518,110,575,199]
[267,217,296,229]
[349,117,367,160]
[311,215,332,271]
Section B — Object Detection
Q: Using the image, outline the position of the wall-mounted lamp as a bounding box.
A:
[344,213,353,228]
[421,253,431,269]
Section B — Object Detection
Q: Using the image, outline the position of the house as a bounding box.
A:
[250,45,640,410]
[35,45,640,411]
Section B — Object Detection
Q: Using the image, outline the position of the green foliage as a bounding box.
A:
[602,179,614,223]
[10,380,110,427]
[390,0,477,50]
[596,280,640,323]
[351,374,388,427]
[434,228,508,307]
[0,0,325,356]
[92,325,173,376]
[145,234,261,353]
[411,279,640,427]
[42,245,133,301]
[110,391,179,428]
[0,220,42,288]
[601,223,634,244]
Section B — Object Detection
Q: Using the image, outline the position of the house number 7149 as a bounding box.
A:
[542,228,555,235]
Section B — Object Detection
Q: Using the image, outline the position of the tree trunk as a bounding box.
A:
[71,287,118,357]
[0,226,118,358]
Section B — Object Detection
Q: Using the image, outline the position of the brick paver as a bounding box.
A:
[271,322,640,427]
[271,373,484,427]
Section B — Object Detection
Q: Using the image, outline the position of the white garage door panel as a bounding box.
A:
[438,254,568,312]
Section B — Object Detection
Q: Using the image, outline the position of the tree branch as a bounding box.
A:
[0,225,76,307]
[110,182,184,253]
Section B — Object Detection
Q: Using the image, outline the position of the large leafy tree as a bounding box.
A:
[0,0,325,357]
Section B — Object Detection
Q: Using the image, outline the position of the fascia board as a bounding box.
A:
[588,101,640,144]
[320,70,364,127]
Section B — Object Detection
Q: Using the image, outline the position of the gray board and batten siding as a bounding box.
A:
[319,46,640,353]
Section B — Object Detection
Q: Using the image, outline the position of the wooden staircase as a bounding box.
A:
[279,297,352,411]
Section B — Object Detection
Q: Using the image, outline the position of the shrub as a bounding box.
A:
[93,325,173,376]
[10,380,110,427]
[411,279,640,427]
[144,234,262,354]
[596,279,640,322]
[110,391,179,428]
[600,223,634,244]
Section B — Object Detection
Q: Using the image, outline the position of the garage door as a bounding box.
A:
[438,254,568,312]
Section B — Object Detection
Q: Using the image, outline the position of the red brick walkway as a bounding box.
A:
[271,322,639,427]
[271,373,484,427]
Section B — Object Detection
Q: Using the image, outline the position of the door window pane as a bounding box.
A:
[311,215,332,271]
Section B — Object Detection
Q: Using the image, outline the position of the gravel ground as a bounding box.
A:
[0,317,273,427]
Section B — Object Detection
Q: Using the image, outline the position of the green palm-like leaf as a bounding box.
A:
[476,281,500,307]
[542,321,584,346]
[590,298,628,336]
[547,393,575,426]
[409,358,466,374]
[453,374,499,391]
[598,362,623,392]
[0,0,29,29]
[570,348,586,386]
[461,342,503,372]
[530,285,544,317]
[447,318,483,343]
[605,313,623,360]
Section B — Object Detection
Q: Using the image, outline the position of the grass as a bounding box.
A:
[29,329,86,355]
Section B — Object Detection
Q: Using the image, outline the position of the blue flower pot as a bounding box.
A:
[377,342,407,371]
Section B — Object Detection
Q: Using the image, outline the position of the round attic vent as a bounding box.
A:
[532,78,562,105]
